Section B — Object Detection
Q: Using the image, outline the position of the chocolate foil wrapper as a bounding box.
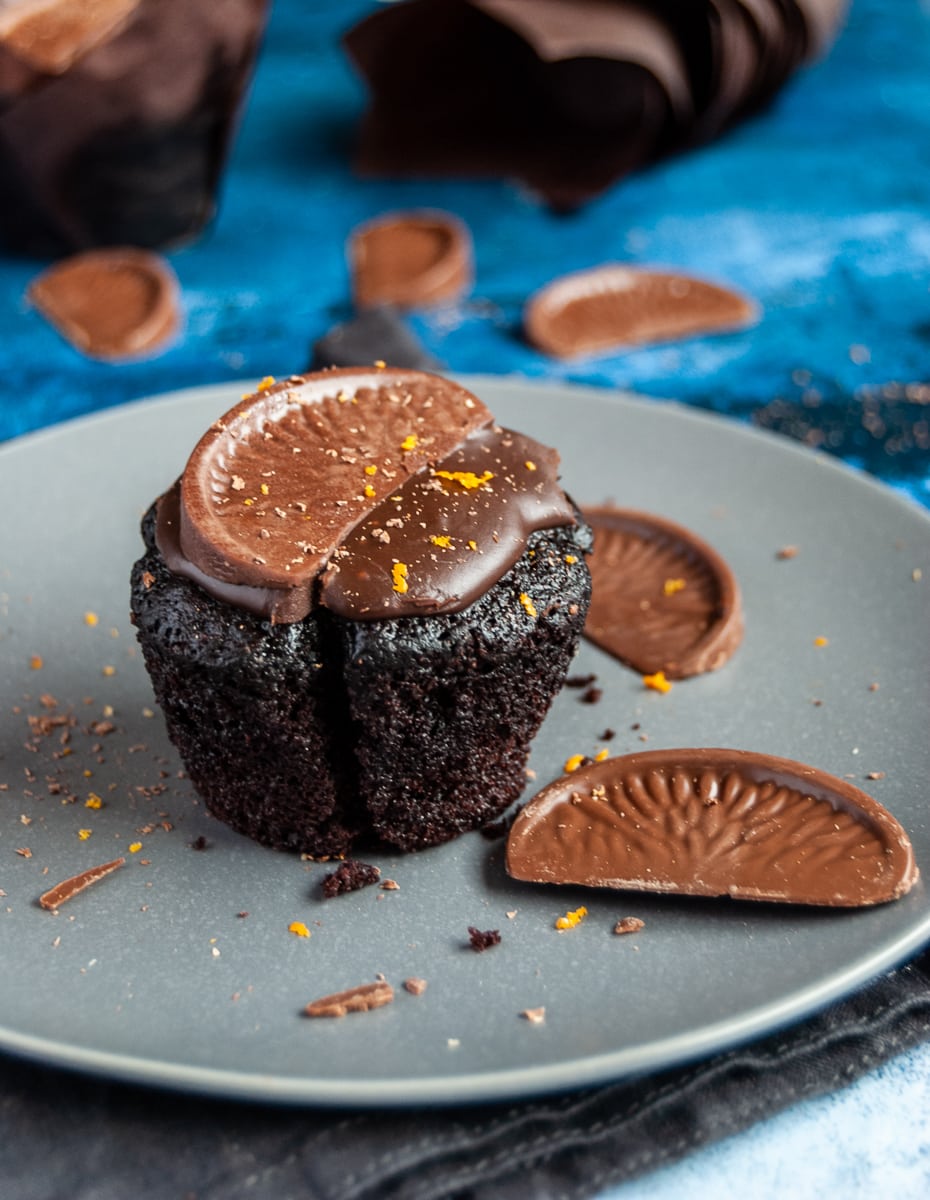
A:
[345,0,848,208]
[0,0,269,255]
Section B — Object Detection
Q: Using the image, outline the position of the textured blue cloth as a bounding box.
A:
[1,2,929,1197]
[1,0,928,510]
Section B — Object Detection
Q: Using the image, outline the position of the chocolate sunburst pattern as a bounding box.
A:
[582,507,743,677]
[506,750,918,907]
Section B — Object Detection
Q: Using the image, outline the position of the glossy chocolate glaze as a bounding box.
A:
[506,748,918,907]
[156,369,577,622]
[582,506,743,678]
[320,425,575,618]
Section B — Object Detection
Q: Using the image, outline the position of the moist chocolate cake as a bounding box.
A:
[131,369,592,855]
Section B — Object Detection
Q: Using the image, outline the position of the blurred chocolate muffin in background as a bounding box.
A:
[0,0,268,256]
[345,0,849,209]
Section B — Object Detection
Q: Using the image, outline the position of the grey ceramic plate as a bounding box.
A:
[1,377,929,1107]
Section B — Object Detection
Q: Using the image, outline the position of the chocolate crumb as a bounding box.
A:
[600,728,616,741]
[39,857,125,910]
[564,673,597,689]
[467,926,501,952]
[614,917,645,936]
[403,977,428,995]
[580,686,603,704]
[322,860,381,898]
[237,911,249,919]
[304,981,394,1018]
[189,835,209,851]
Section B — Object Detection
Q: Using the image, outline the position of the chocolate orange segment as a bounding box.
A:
[506,749,917,907]
[350,211,472,310]
[28,247,179,360]
[176,369,493,594]
[582,506,742,678]
[525,265,756,358]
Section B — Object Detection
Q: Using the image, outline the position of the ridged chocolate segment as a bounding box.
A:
[525,266,756,358]
[349,210,473,310]
[582,506,743,677]
[174,369,493,594]
[506,749,918,907]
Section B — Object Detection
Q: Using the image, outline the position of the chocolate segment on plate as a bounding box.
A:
[349,211,473,310]
[506,749,918,907]
[582,507,742,678]
[525,266,756,358]
[27,247,180,360]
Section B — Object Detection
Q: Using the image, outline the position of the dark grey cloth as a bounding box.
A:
[3,950,929,1200]
[310,307,441,372]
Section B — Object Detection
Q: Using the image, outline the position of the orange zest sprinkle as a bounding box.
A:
[434,469,494,490]
[85,794,103,810]
[519,593,537,619]
[256,376,276,392]
[392,562,409,594]
[364,484,376,499]
[555,906,588,931]
[78,829,92,841]
[643,671,672,693]
[564,554,577,564]
[128,841,142,854]
[364,464,378,475]
[84,612,99,627]
[400,434,419,452]
[814,636,829,647]
[430,535,452,548]
[524,460,537,471]
[467,540,478,551]
[663,578,686,596]
[288,921,311,938]
[595,747,610,762]
[564,753,586,773]
[102,665,116,677]
[260,483,270,496]
[29,655,43,670]
[374,359,386,368]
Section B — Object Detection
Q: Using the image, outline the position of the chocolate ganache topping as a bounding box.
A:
[155,369,577,622]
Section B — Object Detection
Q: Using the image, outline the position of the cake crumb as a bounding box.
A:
[866,771,886,780]
[403,977,428,995]
[322,860,381,898]
[614,916,645,936]
[468,926,501,952]
[380,878,400,890]
[520,1006,545,1024]
[776,545,798,560]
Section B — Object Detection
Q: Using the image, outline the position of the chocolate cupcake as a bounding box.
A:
[0,0,268,255]
[130,369,592,855]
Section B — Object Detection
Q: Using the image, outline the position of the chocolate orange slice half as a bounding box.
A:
[506,749,917,907]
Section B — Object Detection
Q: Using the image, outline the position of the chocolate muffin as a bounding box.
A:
[130,369,592,855]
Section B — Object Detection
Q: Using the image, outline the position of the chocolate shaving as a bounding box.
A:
[39,856,125,910]
[304,981,395,1018]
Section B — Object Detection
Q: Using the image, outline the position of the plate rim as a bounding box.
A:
[1,375,929,1109]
